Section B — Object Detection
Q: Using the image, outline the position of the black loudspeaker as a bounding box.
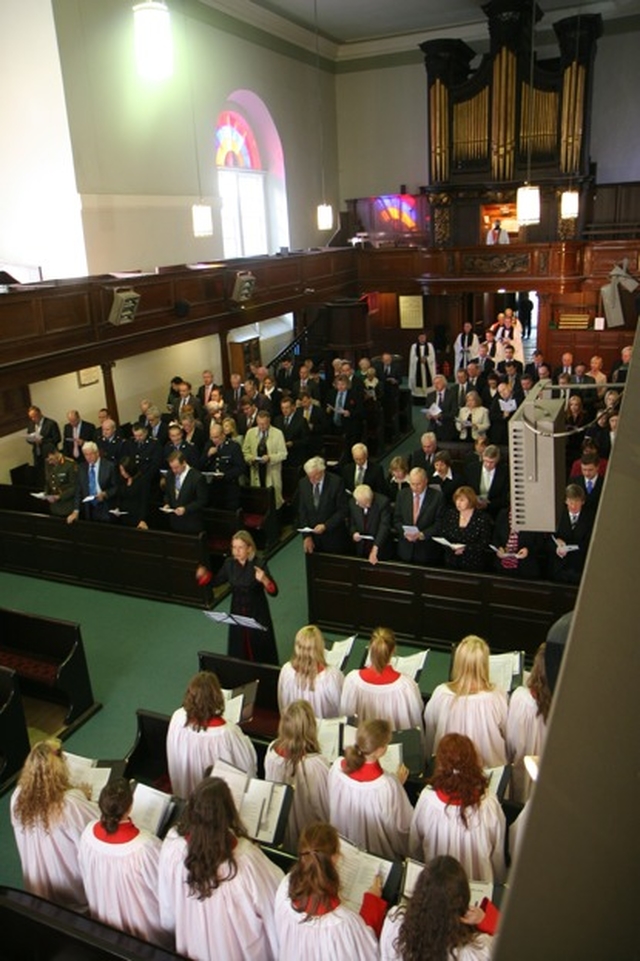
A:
[174,300,190,318]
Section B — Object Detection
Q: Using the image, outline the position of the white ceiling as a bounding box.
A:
[203,0,637,59]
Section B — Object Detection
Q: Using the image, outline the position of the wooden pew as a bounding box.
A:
[306,553,577,660]
[0,667,31,794]
[0,509,209,608]
[123,709,171,791]
[0,482,49,513]
[0,886,183,961]
[239,486,279,550]
[198,651,280,740]
[202,506,242,558]
[0,608,100,728]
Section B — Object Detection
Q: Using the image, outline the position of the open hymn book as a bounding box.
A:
[130,782,178,838]
[324,634,357,671]
[210,759,293,846]
[401,858,492,907]
[338,836,402,913]
[489,651,524,692]
[219,680,259,725]
[65,752,112,800]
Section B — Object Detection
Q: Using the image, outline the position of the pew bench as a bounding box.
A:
[0,667,31,793]
[239,486,279,550]
[0,608,100,728]
[198,650,280,740]
[202,506,242,557]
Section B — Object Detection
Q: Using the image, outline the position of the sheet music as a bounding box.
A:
[432,536,465,551]
[402,858,425,900]
[325,635,356,670]
[66,753,111,800]
[391,649,428,680]
[338,837,393,914]
[485,766,506,796]
[223,693,245,725]
[239,779,272,838]
[203,611,267,630]
[552,536,580,552]
[254,782,288,844]
[317,717,346,763]
[210,759,249,811]
[380,742,403,776]
[402,525,419,535]
[131,782,174,836]
[29,491,47,500]
[469,879,493,906]
[489,652,521,692]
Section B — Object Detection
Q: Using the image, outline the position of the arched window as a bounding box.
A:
[215,94,289,258]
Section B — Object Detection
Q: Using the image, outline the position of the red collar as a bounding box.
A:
[207,716,226,728]
[294,895,340,916]
[435,788,480,807]
[93,820,140,844]
[343,760,384,781]
[359,665,400,685]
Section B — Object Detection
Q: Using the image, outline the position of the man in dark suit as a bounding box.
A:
[489,382,518,446]
[409,431,438,475]
[524,350,547,382]
[292,364,320,402]
[67,441,118,523]
[224,373,245,414]
[276,357,297,391]
[496,343,524,376]
[27,405,61,481]
[96,418,126,464]
[197,369,219,408]
[163,423,200,469]
[297,456,348,554]
[348,484,392,563]
[465,444,510,519]
[199,423,246,509]
[574,454,605,513]
[164,451,208,534]
[326,374,363,444]
[126,423,163,479]
[393,467,444,565]
[273,395,309,467]
[552,351,574,383]
[423,374,458,442]
[549,484,594,584]
[145,406,169,447]
[341,442,386,494]
[172,381,204,421]
[297,391,325,456]
[63,410,95,463]
[374,351,403,385]
[569,361,597,416]
[474,342,496,377]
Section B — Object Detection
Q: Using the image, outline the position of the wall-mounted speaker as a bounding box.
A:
[106,288,140,326]
[230,271,256,303]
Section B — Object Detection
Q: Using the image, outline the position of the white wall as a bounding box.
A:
[0,0,86,279]
[336,62,428,199]
[590,28,640,183]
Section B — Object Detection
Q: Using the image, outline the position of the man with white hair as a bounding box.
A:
[67,441,117,523]
[297,456,348,554]
[341,443,385,494]
[348,484,392,564]
[423,375,458,441]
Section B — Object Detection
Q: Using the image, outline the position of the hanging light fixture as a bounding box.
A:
[517,0,540,226]
[133,1,174,81]
[314,0,333,231]
[560,188,579,220]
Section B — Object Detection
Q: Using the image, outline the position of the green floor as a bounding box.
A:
[0,405,454,891]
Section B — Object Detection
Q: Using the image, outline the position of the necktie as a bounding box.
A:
[412,493,420,524]
[334,392,345,427]
[385,365,390,376]
[570,512,578,527]
[285,415,291,427]
[313,483,320,508]
[459,386,465,407]
[73,428,80,458]
[304,408,311,421]
[355,466,364,486]
[586,479,593,494]
[438,391,443,406]
[175,471,183,494]
[88,463,97,496]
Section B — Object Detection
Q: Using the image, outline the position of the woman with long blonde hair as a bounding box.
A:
[10,738,98,911]
[265,700,330,851]
[328,718,413,860]
[275,822,386,961]
[423,635,507,766]
[340,627,424,732]
[278,624,343,718]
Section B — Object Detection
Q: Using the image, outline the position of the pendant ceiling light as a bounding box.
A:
[517,0,540,227]
[133,1,174,81]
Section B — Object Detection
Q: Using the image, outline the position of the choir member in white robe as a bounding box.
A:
[167,671,257,798]
[380,855,497,961]
[505,643,550,803]
[340,626,424,733]
[10,739,98,913]
[454,323,481,372]
[278,624,343,718]
[158,778,283,961]
[263,700,330,851]
[78,778,169,947]
[274,822,386,961]
[409,734,506,883]
[328,719,413,860]
[424,635,507,766]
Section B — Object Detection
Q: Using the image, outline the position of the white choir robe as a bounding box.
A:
[274,875,379,961]
[10,787,99,912]
[409,786,506,883]
[505,685,547,803]
[78,822,169,947]
[263,747,330,851]
[166,709,257,798]
[423,685,508,767]
[277,662,344,718]
[340,670,424,733]
[380,908,494,961]
[158,831,283,961]
[328,760,413,860]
